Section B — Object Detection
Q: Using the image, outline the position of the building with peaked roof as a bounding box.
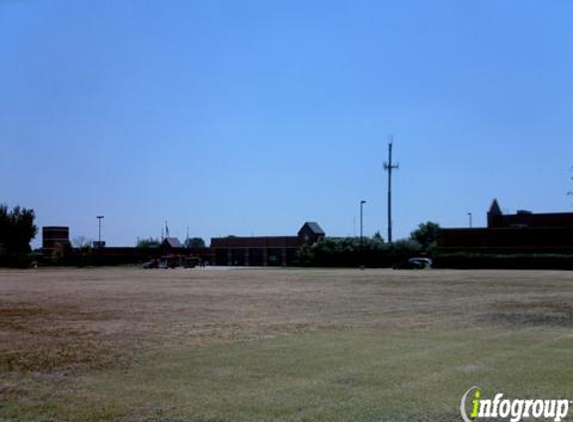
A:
[160,237,185,257]
[162,237,183,249]
[210,222,325,266]
[438,199,573,252]
[487,198,573,229]
[298,222,325,242]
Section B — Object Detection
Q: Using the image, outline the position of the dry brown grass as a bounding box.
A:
[1,267,572,375]
[1,267,572,421]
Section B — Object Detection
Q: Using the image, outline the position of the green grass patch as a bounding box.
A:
[6,328,571,422]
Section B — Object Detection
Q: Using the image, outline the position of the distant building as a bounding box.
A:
[487,199,573,229]
[40,223,324,267]
[42,226,71,259]
[161,237,184,254]
[438,200,573,252]
[210,222,325,266]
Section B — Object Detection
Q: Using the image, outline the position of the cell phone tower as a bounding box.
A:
[383,137,399,243]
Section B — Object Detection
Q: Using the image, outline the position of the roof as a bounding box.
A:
[163,237,183,248]
[301,222,325,235]
[489,199,502,215]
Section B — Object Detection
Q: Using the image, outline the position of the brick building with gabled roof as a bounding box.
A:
[210,222,325,266]
[438,199,573,252]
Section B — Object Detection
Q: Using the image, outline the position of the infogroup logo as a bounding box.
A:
[461,386,571,422]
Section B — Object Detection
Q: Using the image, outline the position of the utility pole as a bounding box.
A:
[383,138,399,243]
[468,212,473,228]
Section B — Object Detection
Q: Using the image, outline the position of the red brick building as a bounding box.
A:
[438,200,573,252]
[210,222,325,266]
[42,226,71,259]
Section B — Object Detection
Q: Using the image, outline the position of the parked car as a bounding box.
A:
[409,257,432,268]
[142,258,159,269]
[142,257,175,269]
[392,257,433,270]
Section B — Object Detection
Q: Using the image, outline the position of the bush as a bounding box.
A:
[301,236,425,268]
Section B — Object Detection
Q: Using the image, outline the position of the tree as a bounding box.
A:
[0,204,38,266]
[410,221,441,250]
[370,231,385,250]
[185,237,206,248]
[372,231,384,242]
[73,236,92,250]
[392,238,422,254]
[136,237,160,248]
[298,244,314,266]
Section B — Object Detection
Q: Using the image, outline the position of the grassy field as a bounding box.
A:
[1,267,572,422]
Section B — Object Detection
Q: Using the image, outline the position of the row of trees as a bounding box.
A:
[0,204,38,267]
[299,221,441,267]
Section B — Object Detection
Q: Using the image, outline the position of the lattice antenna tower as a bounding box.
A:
[383,136,399,243]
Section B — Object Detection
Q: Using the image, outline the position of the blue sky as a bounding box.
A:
[2,0,572,247]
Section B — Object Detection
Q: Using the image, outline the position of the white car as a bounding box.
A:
[408,257,433,268]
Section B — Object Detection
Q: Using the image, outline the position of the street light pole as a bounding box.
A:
[96,215,104,247]
[360,200,366,268]
[468,212,473,228]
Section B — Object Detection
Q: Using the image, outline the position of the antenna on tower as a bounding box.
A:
[383,136,399,243]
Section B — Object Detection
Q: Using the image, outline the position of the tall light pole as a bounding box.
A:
[360,200,366,268]
[360,200,366,245]
[96,215,104,248]
[383,138,399,243]
[468,212,473,228]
